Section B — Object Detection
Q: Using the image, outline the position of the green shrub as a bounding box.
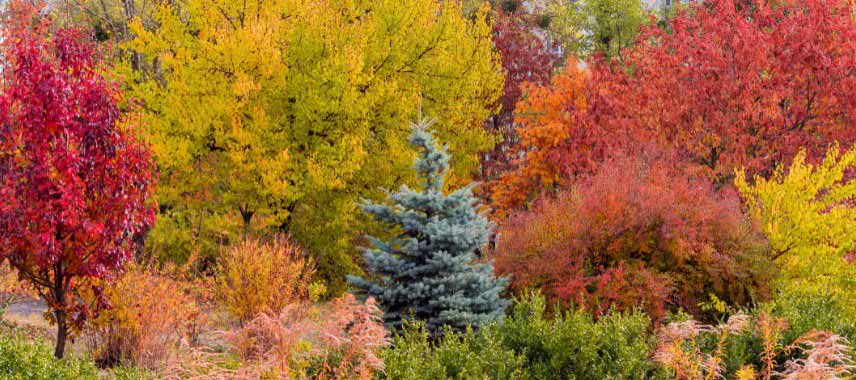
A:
[382,294,663,380]
[382,323,527,380]
[0,334,99,380]
[770,292,856,343]
[108,366,154,380]
[498,294,663,380]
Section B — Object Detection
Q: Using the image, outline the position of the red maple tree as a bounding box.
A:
[0,2,155,358]
[492,0,856,213]
[590,0,856,181]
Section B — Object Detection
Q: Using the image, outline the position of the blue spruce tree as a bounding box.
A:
[348,119,509,333]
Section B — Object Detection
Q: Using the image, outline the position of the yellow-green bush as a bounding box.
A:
[215,236,318,323]
[383,294,662,380]
[0,334,99,380]
[735,143,856,317]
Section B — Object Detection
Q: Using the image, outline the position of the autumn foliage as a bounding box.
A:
[163,294,388,380]
[228,294,387,380]
[736,143,856,317]
[215,236,317,323]
[599,0,856,180]
[126,0,503,293]
[84,266,202,369]
[1,0,856,377]
[493,153,773,320]
[489,60,589,216]
[654,313,855,380]
[482,8,561,180]
[0,2,155,357]
[492,0,856,214]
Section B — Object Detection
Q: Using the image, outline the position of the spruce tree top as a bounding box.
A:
[348,119,509,333]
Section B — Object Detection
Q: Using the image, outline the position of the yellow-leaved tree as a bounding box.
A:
[735,144,856,313]
[119,0,503,292]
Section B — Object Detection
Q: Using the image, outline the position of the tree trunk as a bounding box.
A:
[122,0,143,71]
[54,309,68,359]
[277,202,297,233]
[239,204,254,237]
[52,264,68,359]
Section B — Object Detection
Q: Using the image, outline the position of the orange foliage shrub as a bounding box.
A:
[493,152,773,320]
[0,262,32,297]
[0,261,36,310]
[84,266,202,369]
[215,236,316,323]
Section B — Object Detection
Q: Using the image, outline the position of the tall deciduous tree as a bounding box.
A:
[541,0,647,59]
[122,0,503,291]
[348,120,509,333]
[0,2,155,358]
[493,0,856,214]
[482,7,561,180]
[591,0,856,182]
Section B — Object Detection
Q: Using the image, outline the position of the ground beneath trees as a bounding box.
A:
[2,294,50,330]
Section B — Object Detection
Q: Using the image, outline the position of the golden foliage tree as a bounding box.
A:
[119,0,504,291]
[735,144,856,314]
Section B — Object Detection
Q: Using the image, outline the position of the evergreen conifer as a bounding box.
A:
[348,119,509,333]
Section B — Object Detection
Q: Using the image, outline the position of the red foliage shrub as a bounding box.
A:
[493,152,773,320]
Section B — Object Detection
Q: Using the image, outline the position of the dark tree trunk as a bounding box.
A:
[122,0,143,71]
[276,202,297,233]
[54,309,68,358]
[52,264,68,359]
[239,204,254,237]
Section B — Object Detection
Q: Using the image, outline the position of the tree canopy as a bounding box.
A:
[736,144,856,314]
[0,3,155,357]
[121,0,504,291]
[492,0,856,215]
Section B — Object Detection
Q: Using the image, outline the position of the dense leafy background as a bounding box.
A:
[0,0,854,378]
